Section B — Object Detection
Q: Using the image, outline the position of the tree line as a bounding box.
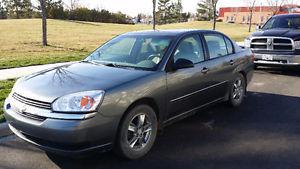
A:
[155,0,191,24]
[0,0,192,24]
[0,0,132,24]
[0,0,221,47]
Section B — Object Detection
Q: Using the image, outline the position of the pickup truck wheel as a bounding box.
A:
[228,74,246,107]
[114,105,158,160]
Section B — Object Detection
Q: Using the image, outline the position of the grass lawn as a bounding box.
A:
[0,19,254,69]
[0,79,15,122]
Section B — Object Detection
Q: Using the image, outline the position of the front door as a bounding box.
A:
[166,34,210,118]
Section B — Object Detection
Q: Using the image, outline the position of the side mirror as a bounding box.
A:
[256,25,262,30]
[173,59,194,70]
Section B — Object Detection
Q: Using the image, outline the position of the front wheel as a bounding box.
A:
[228,74,246,107]
[114,105,158,159]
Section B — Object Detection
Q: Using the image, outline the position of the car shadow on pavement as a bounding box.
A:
[41,92,300,169]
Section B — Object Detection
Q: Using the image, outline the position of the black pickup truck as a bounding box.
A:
[245,14,300,68]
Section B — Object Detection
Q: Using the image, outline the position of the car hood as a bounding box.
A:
[252,28,300,39]
[13,62,153,103]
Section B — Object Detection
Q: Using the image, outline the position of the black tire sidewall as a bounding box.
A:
[115,105,158,159]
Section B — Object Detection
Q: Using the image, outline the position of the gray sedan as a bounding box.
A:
[4,30,254,159]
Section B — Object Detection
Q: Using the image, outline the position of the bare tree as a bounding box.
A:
[245,0,256,32]
[153,0,156,30]
[70,0,79,10]
[212,0,218,30]
[267,0,287,15]
[39,0,47,46]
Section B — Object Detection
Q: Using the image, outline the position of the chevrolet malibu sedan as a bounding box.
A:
[4,30,254,159]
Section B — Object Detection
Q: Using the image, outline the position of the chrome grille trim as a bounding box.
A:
[250,36,294,51]
[15,111,47,121]
[12,93,52,110]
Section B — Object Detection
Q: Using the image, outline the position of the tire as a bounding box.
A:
[114,104,158,160]
[228,74,246,107]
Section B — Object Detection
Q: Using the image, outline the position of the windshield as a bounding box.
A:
[86,35,173,70]
[263,16,300,30]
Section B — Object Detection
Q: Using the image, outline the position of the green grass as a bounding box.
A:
[0,79,15,122]
[0,19,254,69]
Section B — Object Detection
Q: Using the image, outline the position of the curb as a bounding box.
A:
[0,61,74,81]
[0,122,12,138]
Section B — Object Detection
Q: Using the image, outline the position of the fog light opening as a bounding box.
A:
[6,103,11,110]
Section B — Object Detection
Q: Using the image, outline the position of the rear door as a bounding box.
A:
[201,33,237,101]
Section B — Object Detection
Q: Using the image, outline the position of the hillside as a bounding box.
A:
[0,19,253,69]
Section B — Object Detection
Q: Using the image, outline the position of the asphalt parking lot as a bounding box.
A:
[0,68,300,169]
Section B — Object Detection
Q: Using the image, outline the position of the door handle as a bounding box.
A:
[201,67,209,74]
[229,60,234,65]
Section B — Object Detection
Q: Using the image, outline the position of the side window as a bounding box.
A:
[204,34,228,59]
[174,35,205,64]
[225,37,234,54]
[263,17,275,29]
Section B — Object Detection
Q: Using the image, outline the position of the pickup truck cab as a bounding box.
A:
[245,14,300,68]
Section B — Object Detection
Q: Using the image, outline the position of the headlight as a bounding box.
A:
[294,41,300,49]
[244,37,251,48]
[52,90,105,113]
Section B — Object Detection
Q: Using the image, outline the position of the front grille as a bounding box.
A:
[15,111,47,121]
[273,45,293,50]
[252,39,267,43]
[12,93,52,110]
[273,39,291,43]
[251,44,267,49]
[250,37,294,51]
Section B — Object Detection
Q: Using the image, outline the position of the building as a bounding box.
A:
[219,4,300,25]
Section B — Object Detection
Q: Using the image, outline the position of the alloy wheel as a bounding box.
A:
[127,113,152,150]
[232,79,244,102]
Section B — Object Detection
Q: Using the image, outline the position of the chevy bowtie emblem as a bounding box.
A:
[20,105,27,113]
[267,39,273,46]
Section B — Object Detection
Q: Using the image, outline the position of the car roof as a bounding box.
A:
[273,13,300,18]
[123,29,219,36]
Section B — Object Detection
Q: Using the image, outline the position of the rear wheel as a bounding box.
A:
[114,105,158,159]
[228,74,246,107]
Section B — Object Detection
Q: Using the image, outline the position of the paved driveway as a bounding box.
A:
[0,68,300,169]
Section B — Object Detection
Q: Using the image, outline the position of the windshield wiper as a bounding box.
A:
[104,63,145,70]
[83,61,151,71]
[105,62,119,67]
[81,60,106,66]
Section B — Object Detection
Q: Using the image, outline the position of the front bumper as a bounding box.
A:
[253,53,300,66]
[3,97,118,154]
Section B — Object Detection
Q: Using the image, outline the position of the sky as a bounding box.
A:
[64,0,298,17]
